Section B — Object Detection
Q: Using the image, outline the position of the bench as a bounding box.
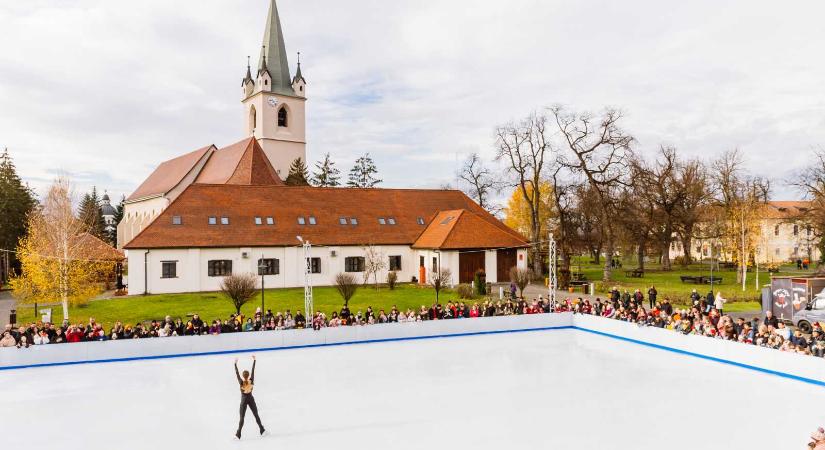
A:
[625,269,644,278]
[571,273,587,282]
[680,275,701,284]
[703,276,722,284]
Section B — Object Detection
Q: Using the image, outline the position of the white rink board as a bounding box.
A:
[1,326,823,450]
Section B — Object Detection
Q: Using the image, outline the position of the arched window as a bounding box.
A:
[278,106,288,127]
[248,105,257,134]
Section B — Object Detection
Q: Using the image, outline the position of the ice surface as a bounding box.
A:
[2,329,822,449]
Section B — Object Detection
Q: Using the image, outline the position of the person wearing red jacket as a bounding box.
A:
[65,326,83,343]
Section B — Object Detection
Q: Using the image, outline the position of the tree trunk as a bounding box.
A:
[591,246,601,264]
[681,233,693,266]
[661,241,672,271]
[637,242,645,271]
[603,237,614,281]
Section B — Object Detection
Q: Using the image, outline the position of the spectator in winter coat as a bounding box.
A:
[647,286,657,309]
[763,311,779,328]
[689,290,701,306]
[0,331,16,347]
[714,292,726,315]
[33,330,50,345]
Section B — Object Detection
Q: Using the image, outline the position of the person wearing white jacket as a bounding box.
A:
[714,291,726,315]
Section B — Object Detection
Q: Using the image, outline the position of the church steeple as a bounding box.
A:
[241,0,307,180]
[258,0,293,95]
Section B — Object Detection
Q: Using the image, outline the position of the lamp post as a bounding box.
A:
[258,253,266,315]
[297,236,313,326]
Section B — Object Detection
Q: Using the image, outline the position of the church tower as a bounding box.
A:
[241,0,306,180]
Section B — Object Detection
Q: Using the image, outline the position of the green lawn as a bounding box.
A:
[568,256,810,309]
[17,284,459,330]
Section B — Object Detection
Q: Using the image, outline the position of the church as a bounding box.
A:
[119,0,528,294]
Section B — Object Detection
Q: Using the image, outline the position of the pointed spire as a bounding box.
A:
[258,45,270,77]
[293,51,305,84]
[242,55,253,85]
[257,0,293,95]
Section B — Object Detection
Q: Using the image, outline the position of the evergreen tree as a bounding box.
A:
[347,153,382,188]
[77,186,106,239]
[0,148,36,285]
[285,157,310,186]
[311,153,341,187]
[106,195,125,246]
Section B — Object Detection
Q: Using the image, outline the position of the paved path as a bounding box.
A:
[0,290,14,328]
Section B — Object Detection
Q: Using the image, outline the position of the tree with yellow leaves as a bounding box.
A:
[10,177,116,320]
[503,182,555,244]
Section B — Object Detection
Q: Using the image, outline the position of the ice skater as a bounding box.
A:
[234,355,265,440]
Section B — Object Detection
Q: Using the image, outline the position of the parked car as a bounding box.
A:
[794,289,825,334]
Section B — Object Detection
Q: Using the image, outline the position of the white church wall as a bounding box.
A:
[127,244,420,295]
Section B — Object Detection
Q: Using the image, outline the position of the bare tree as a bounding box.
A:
[509,266,533,298]
[711,149,770,289]
[793,148,825,246]
[220,273,258,315]
[674,157,710,265]
[552,106,634,281]
[362,244,387,289]
[456,153,502,213]
[430,267,452,305]
[631,146,694,271]
[495,112,552,275]
[334,272,359,308]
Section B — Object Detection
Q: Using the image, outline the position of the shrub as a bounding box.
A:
[220,273,258,315]
[334,272,359,308]
[455,283,475,299]
[474,270,486,295]
[386,271,398,290]
[509,266,533,298]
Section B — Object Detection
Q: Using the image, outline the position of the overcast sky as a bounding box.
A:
[1,0,824,204]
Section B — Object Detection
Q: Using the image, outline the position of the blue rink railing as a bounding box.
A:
[1,313,823,387]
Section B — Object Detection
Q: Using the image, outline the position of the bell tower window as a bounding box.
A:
[278,106,288,127]
[248,105,257,135]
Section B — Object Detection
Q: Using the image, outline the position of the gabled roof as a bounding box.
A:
[127,145,214,202]
[125,185,525,249]
[76,233,124,261]
[412,210,530,250]
[194,137,283,186]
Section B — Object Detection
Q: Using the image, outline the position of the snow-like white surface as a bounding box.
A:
[2,329,823,449]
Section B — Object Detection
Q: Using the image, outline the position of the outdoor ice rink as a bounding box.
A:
[2,329,823,449]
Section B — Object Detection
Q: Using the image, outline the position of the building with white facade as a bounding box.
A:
[119,0,529,294]
[672,201,819,264]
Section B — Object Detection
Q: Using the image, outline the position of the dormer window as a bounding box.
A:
[278,106,288,127]
[416,217,425,225]
[266,217,274,225]
[254,217,262,225]
[350,218,358,225]
[378,217,386,225]
[172,216,182,225]
[297,216,306,225]
[220,217,230,225]
[339,217,347,225]
[208,217,217,225]
[308,216,317,225]
[387,217,396,225]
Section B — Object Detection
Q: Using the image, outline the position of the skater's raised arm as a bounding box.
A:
[234,358,242,385]
[251,356,256,384]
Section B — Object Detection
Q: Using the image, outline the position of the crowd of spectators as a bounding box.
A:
[1,288,823,360]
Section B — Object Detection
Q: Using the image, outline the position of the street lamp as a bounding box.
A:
[257,253,266,316]
[297,236,313,327]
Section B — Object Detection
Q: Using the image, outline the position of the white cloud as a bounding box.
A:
[1,0,824,201]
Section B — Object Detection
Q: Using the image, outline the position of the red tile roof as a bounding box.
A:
[127,145,214,201]
[763,201,812,219]
[76,233,125,261]
[125,185,528,249]
[412,210,530,250]
[195,138,283,186]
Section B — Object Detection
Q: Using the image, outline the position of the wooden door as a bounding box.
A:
[458,251,485,284]
[496,249,517,282]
